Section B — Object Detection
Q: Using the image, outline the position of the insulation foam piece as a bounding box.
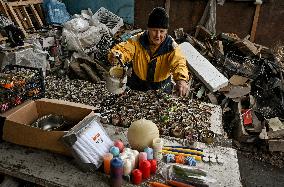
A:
[179,42,228,92]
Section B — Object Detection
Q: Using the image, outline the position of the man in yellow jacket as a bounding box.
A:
[109,7,189,96]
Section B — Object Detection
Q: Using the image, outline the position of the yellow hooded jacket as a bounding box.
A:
[109,31,189,92]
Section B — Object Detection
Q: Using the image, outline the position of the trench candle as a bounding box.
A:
[123,159,132,176]
[110,157,123,187]
[127,155,136,170]
[103,153,113,175]
[152,138,163,160]
[114,140,124,152]
[132,150,139,168]
[110,146,120,157]
[138,152,147,167]
[149,159,157,174]
[140,160,151,179]
[144,147,153,160]
[132,169,142,185]
[123,152,135,170]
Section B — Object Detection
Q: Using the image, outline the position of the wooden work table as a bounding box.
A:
[0,124,242,187]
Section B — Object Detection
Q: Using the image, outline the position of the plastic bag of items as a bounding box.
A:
[62,20,110,53]
[63,17,90,33]
[0,47,49,77]
[43,0,70,25]
[161,164,217,187]
[0,13,13,28]
[63,115,114,172]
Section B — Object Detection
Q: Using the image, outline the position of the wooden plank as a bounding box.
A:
[250,4,261,42]
[268,129,284,139]
[34,4,44,22]
[269,139,284,152]
[165,0,170,16]
[21,6,35,32]
[234,38,258,56]
[7,0,42,7]
[14,8,29,30]
[0,0,12,20]
[195,0,211,38]
[6,4,27,36]
[29,4,43,27]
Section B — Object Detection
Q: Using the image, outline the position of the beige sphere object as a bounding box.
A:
[127,118,159,151]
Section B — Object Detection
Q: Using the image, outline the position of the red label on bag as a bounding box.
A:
[242,109,252,125]
[93,133,103,143]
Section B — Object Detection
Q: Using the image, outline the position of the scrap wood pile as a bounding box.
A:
[173,26,284,154]
[0,0,46,42]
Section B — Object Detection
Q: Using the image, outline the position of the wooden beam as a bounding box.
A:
[0,0,12,20]
[14,8,29,30]
[34,4,44,22]
[269,139,284,152]
[29,4,43,27]
[250,4,261,42]
[7,4,27,36]
[21,6,35,32]
[7,0,42,7]
[165,0,170,16]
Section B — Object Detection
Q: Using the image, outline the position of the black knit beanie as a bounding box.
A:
[147,7,169,29]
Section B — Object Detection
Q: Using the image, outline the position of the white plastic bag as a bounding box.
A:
[63,17,90,33]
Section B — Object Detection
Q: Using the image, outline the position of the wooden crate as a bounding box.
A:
[0,0,44,37]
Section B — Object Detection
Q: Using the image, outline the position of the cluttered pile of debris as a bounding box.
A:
[174,26,284,159]
[0,0,283,168]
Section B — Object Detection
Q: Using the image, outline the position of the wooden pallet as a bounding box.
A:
[0,0,44,37]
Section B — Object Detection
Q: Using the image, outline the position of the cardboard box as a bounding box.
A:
[1,98,96,156]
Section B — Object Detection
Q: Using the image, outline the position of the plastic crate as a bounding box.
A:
[93,7,124,35]
[0,65,45,113]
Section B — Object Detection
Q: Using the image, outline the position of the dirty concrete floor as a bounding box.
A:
[238,151,284,187]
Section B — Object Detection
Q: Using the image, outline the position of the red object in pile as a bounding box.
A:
[242,109,252,126]
[148,159,157,174]
[114,140,124,152]
[132,169,142,185]
[139,160,151,179]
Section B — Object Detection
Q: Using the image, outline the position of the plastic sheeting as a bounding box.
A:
[0,46,49,77]
[62,23,110,52]
[62,9,114,54]
[0,14,13,29]
[63,17,90,33]
[43,0,70,25]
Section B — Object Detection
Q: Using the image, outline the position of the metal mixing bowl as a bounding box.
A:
[31,114,66,131]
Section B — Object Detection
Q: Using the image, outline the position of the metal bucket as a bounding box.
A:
[106,66,127,94]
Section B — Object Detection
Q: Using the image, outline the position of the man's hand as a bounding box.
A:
[175,80,189,97]
[108,51,122,66]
